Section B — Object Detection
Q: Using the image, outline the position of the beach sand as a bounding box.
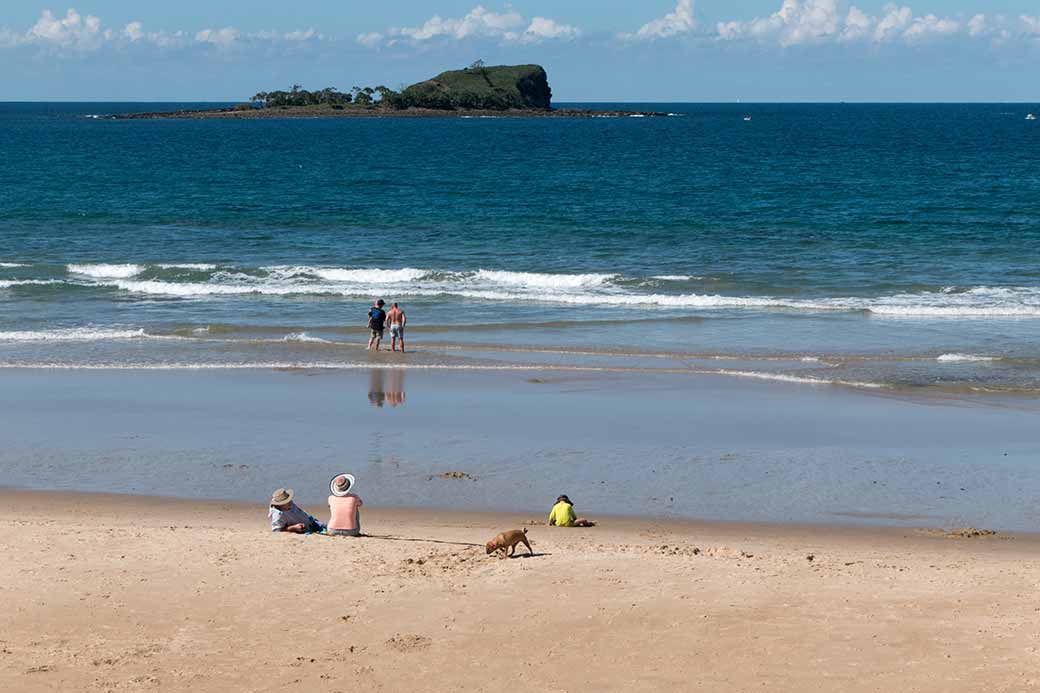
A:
[3,491,1039,692]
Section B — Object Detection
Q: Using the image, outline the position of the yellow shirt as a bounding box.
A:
[548,501,576,527]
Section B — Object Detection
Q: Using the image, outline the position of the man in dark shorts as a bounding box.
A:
[367,299,386,351]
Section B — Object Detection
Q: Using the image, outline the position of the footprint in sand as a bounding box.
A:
[385,634,432,652]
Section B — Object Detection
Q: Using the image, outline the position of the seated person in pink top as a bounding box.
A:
[328,474,363,536]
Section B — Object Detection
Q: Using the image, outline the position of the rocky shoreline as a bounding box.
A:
[107,105,670,120]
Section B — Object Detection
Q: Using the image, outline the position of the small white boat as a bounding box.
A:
[1027,113,1038,121]
[743,115,752,122]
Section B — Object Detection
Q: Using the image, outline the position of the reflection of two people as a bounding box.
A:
[368,369,406,408]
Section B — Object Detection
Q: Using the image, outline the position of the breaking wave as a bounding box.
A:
[937,353,998,363]
[282,332,332,343]
[0,328,149,342]
[1,263,1037,318]
[0,279,63,288]
[68,263,145,279]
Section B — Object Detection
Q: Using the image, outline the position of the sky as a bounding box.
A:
[2,1,1039,101]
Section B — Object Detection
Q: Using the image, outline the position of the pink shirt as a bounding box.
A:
[327,494,362,531]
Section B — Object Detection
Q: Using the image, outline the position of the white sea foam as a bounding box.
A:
[701,369,884,389]
[311,267,426,283]
[263,266,427,284]
[68,263,145,279]
[0,262,28,268]
[110,279,287,296]
[474,269,616,289]
[937,353,998,363]
[97,277,1040,315]
[0,279,62,288]
[838,287,1040,317]
[282,332,331,344]
[0,328,147,342]
[652,275,703,281]
[157,263,218,270]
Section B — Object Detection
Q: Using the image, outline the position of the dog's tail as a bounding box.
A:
[522,527,528,535]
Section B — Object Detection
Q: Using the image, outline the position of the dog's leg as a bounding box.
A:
[521,536,533,556]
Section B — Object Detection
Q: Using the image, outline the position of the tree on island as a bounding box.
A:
[251,84,352,108]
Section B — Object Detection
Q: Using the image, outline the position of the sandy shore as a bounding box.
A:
[3,491,1039,692]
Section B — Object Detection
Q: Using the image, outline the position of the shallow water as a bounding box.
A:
[1,369,1038,530]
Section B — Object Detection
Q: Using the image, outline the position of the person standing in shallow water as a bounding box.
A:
[386,302,407,353]
[367,299,386,351]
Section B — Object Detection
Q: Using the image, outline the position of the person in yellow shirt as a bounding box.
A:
[547,494,595,527]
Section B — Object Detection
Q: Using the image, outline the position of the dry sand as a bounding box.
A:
[3,490,1039,692]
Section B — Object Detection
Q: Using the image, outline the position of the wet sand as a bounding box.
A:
[3,490,1039,692]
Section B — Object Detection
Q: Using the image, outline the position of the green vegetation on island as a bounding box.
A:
[245,62,551,112]
[399,63,551,110]
[247,84,397,109]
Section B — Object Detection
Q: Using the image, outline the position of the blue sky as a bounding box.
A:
[2,1,1039,101]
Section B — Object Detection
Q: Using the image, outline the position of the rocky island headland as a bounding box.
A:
[109,63,666,120]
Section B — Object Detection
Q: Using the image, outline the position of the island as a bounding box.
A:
[109,63,666,120]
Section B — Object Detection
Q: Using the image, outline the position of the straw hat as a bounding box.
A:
[270,488,294,506]
[330,474,356,497]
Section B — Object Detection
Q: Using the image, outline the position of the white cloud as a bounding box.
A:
[123,21,143,42]
[283,29,318,42]
[2,3,1037,58]
[966,14,986,38]
[625,0,696,40]
[524,17,580,42]
[0,8,323,54]
[356,31,384,47]
[841,6,873,41]
[394,6,523,41]
[371,5,579,46]
[872,5,913,42]
[195,27,240,48]
[717,1,983,45]
[29,8,104,49]
[718,0,843,46]
[903,14,960,41]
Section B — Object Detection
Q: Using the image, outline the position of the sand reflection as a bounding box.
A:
[368,369,406,408]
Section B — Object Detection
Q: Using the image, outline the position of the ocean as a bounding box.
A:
[2,102,1040,394]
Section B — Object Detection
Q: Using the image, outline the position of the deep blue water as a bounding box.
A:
[1,102,1039,391]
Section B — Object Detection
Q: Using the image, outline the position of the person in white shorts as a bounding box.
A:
[386,303,407,353]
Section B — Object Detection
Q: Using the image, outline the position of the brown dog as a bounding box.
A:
[485,528,533,558]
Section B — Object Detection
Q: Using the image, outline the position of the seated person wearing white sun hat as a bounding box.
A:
[327,474,363,537]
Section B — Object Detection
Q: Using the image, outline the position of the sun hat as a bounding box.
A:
[330,473,357,497]
[270,488,294,506]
